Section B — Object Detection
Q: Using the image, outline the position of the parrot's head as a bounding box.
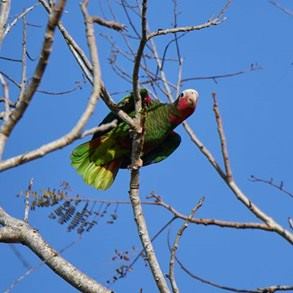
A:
[171,88,199,124]
[140,88,152,107]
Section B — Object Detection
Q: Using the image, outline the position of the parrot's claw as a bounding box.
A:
[128,158,143,170]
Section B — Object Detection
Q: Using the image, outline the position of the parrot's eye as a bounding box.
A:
[180,92,184,98]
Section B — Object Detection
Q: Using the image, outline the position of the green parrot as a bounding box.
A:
[71,88,199,190]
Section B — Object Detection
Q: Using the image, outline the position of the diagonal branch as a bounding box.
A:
[212,92,233,181]
[0,206,110,293]
[91,15,126,31]
[269,0,293,16]
[0,117,116,172]
[183,101,293,243]
[168,198,204,293]
[0,0,104,172]
[0,0,67,159]
[2,3,38,41]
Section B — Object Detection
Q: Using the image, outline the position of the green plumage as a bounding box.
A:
[71,88,197,190]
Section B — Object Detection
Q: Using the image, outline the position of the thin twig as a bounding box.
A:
[269,0,293,16]
[177,254,293,293]
[80,120,118,138]
[5,237,82,293]
[3,3,38,40]
[212,92,233,181]
[181,64,262,84]
[249,175,293,199]
[176,255,256,293]
[91,16,126,31]
[168,198,204,293]
[24,179,33,223]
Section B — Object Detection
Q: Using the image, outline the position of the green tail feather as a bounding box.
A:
[71,141,121,190]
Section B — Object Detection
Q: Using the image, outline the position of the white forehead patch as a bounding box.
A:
[182,89,199,97]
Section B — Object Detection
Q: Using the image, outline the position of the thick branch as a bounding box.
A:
[0,207,110,293]
[128,1,169,292]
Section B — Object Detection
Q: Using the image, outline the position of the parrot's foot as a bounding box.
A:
[128,158,143,170]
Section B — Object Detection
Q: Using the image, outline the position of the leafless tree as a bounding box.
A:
[0,1,292,292]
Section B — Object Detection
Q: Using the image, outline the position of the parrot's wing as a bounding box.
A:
[93,89,151,139]
[142,131,181,166]
[92,95,134,140]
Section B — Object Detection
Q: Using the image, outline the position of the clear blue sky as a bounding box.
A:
[1,1,293,292]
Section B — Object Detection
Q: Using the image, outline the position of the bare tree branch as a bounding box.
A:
[250,175,293,199]
[168,198,204,293]
[177,255,293,293]
[0,73,10,121]
[0,0,67,159]
[5,238,82,293]
[0,206,111,293]
[0,116,116,172]
[0,0,105,172]
[181,64,262,84]
[24,179,33,223]
[182,121,227,179]
[39,0,137,130]
[269,0,293,16]
[2,3,38,41]
[19,15,28,102]
[147,0,233,40]
[176,255,256,293]
[212,92,233,181]
[147,193,271,231]
[128,1,169,292]
[0,0,11,44]
[147,19,221,40]
[91,15,126,31]
[183,105,293,244]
